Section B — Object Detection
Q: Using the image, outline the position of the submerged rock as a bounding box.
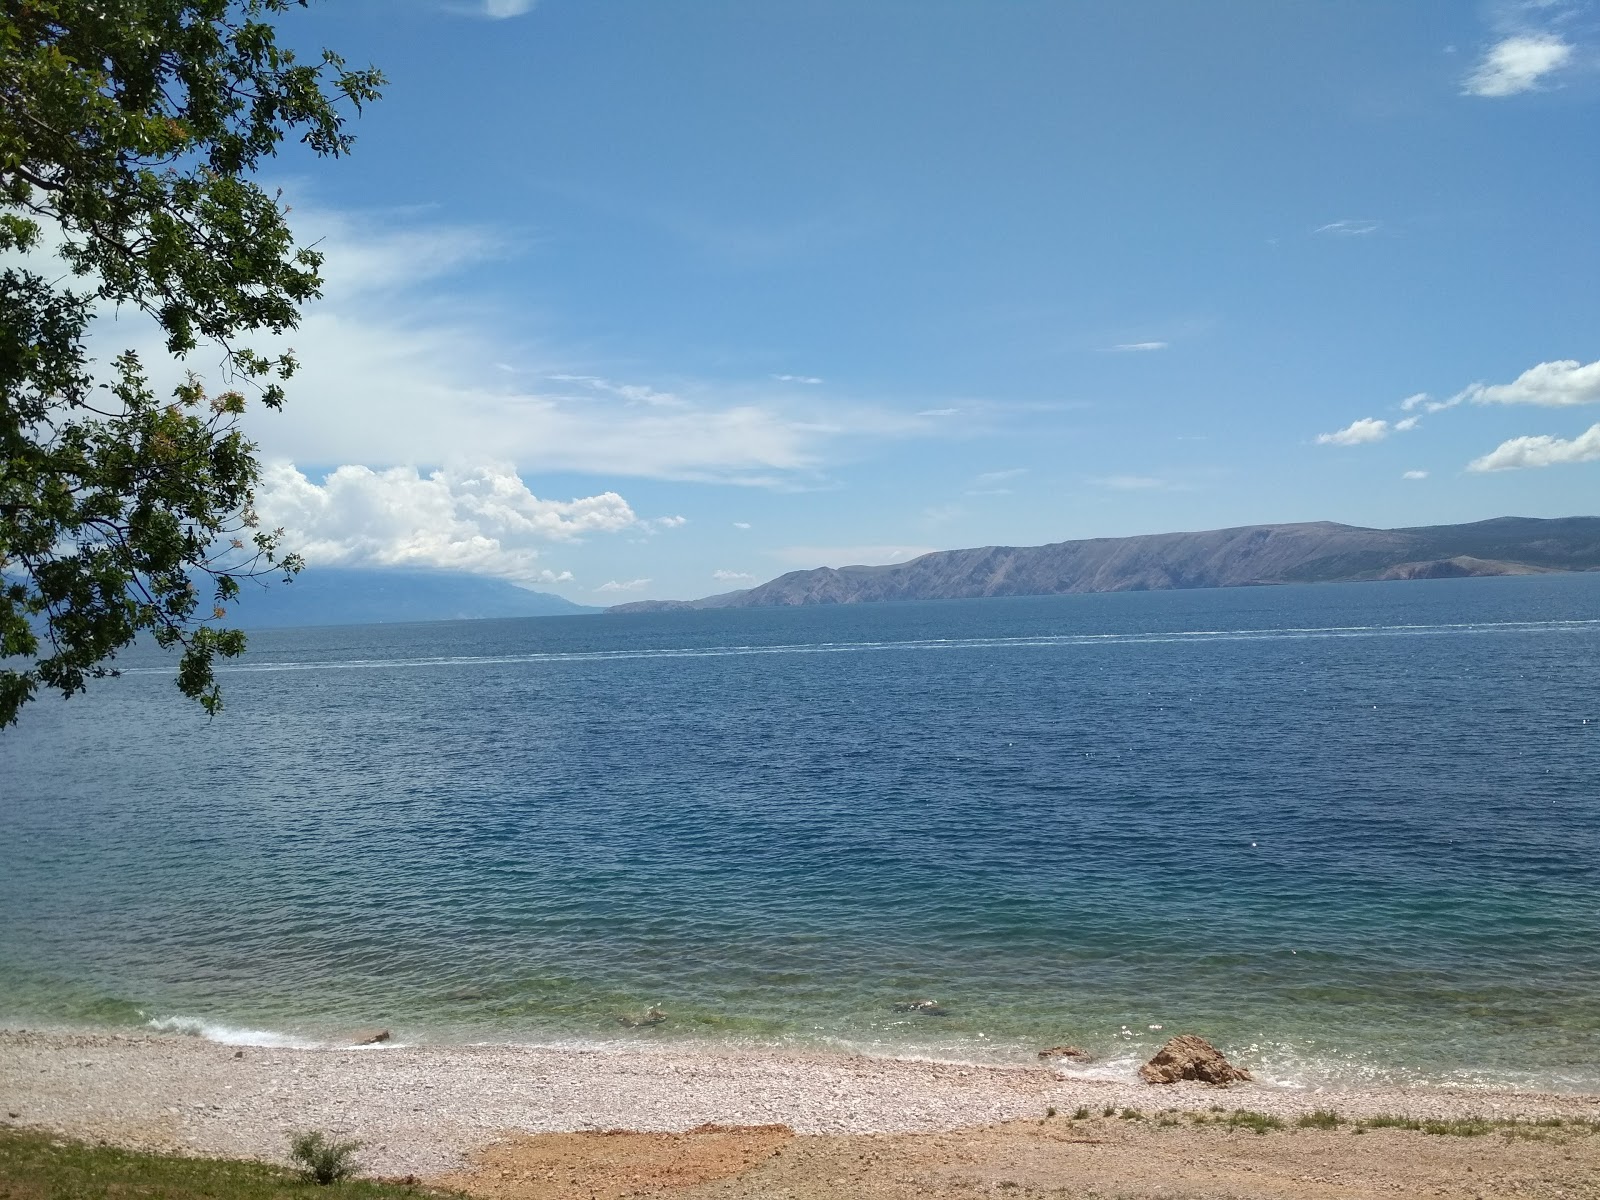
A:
[617,1005,667,1028]
[348,1029,391,1046]
[1037,1045,1092,1061]
[892,999,949,1015]
[1138,1034,1251,1085]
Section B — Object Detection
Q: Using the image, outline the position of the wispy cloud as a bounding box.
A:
[1088,475,1178,491]
[772,374,824,385]
[1403,469,1430,480]
[254,461,635,585]
[85,199,954,490]
[595,578,652,593]
[1469,423,1600,470]
[479,0,536,17]
[1314,220,1381,236]
[1464,34,1574,96]
[1108,341,1169,352]
[970,467,1028,488]
[732,521,752,530]
[1316,417,1390,446]
[712,570,755,582]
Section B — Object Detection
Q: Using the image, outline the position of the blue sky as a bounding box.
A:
[220,0,1600,601]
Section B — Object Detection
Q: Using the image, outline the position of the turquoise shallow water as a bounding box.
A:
[2,575,1598,1090]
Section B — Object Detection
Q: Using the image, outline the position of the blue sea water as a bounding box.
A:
[2,575,1598,1091]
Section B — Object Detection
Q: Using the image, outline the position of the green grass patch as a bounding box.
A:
[1225,1110,1286,1135]
[0,1128,451,1199]
[1072,1106,1091,1121]
[1296,1109,1343,1130]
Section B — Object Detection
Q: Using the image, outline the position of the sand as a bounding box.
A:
[4,1028,1598,1198]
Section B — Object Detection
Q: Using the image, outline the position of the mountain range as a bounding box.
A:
[609,516,1600,613]
[225,568,595,628]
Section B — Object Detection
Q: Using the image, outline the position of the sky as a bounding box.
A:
[115,1,1600,600]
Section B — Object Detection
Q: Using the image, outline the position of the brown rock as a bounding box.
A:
[1037,1045,1092,1061]
[348,1029,391,1045]
[1138,1034,1251,1086]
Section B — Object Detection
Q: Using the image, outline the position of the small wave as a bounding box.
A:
[146,1015,320,1048]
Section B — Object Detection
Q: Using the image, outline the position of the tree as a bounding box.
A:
[0,0,381,726]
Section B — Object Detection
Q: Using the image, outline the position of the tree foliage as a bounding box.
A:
[0,0,381,726]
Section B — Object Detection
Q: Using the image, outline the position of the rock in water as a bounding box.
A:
[617,1005,667,1028]
[349,1029,391,1045]
[1138,1035,1251,1085]
[1037,1045,1092,1061]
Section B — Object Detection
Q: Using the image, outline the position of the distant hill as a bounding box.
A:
[225,568,597,628]
[610,516,1600,613]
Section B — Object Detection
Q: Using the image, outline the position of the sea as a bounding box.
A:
[2,574,1597,1093]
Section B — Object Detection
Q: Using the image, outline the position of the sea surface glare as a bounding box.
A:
[2,575,1597,1090]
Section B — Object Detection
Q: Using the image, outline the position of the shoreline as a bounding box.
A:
[5,1028,1598,1181]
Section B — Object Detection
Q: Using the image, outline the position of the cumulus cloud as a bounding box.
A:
[255,461,640,585]
[712,570,756,582]
[1395,415,1422,431]
[1457,358,1600,407]
[1403,470,1430,480]
[1109,341,1169,352]
[1464,34,1573,96]
[1316,418,1390,446]
[1314,220,1381,236]
[595,578,652,592]
[1468,423,1600,471]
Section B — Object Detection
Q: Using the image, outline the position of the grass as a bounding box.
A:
[1224,1110,1286,1135]
[1296,1109,1343,1130]
[0,1128,451,1199]
[289,1132,363,1186]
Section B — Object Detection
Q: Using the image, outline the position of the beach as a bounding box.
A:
[5,1029,1599,1197]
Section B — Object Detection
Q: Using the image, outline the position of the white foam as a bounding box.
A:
[146,1015,320,1048]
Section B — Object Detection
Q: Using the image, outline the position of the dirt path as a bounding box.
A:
[439,1116,1600,1200]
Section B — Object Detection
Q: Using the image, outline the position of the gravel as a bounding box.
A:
[4,1029,1597,1179]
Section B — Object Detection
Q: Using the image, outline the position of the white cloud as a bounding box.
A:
[533,569,575,583]
[1464,34,1573,96]
[1403,469,1430,480]
[595,578,652,592]
[1468,422,1600,471]
[1456,358,1600,408]
[772,374,824,384]
[1395,415,1422,432]
[1089,475,1172,490]
[1400,392,1431,412]
[732,522,752,530]
[255,461,635,584]
[712,570,755,582]
[642,515,688,531]
[480,0,536,16]
[1109,341,1169,352]
[767,545,937,568]
[970,467,1028,488]
[78,201,948,489]
[915,408,960,418]
[1316,418,1390,446]
[1314,220,1381,236]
